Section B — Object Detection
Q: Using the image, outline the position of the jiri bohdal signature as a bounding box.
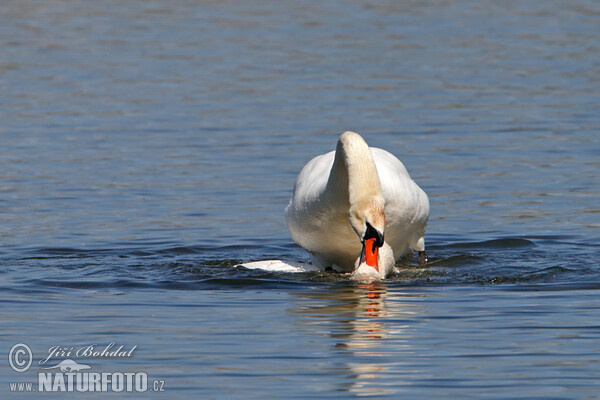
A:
[39,343,137,365]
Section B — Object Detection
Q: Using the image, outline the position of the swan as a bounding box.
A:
[285,131,429,279]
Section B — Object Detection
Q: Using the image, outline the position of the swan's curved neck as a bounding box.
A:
[327,132,382,207]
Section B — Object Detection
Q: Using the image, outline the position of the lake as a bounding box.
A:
[1,0,599,398]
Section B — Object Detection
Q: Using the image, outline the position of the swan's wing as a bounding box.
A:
[286,150,335,212]
[285,150,356,265]
[371,148,430,254]
[238,260,320,273]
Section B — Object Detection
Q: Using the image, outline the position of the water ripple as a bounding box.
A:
[2,235,596,292]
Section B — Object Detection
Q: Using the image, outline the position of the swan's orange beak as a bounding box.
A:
[362,238,379,271]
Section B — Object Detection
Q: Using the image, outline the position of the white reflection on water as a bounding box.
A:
[293,284,426,396]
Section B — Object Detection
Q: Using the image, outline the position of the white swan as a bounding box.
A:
[285,131,429,279]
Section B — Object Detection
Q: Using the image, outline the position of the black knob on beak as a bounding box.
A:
[364,222,384,249]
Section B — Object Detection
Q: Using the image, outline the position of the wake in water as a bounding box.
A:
[3,236,596,290]
[234,236,597,286]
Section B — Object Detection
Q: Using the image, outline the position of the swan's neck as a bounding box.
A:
[327,132,383,209]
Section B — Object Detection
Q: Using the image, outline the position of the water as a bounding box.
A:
[1,0,599,398]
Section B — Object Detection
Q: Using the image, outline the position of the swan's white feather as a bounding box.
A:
[239,260,320,273]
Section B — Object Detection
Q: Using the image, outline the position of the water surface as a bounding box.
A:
[1,0,599,398]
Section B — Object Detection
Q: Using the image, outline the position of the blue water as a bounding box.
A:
[1,1,599,398]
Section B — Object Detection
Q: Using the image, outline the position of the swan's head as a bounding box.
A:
[352,242,395,281]
[349,197,385,272]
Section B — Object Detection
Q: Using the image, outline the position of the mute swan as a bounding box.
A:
[286,131,429,279]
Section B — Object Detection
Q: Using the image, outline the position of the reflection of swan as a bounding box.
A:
[286,131,429,279]
[292,285,425,396]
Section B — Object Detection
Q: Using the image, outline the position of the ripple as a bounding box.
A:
[433,238,536,250]
[2,234,598,292]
